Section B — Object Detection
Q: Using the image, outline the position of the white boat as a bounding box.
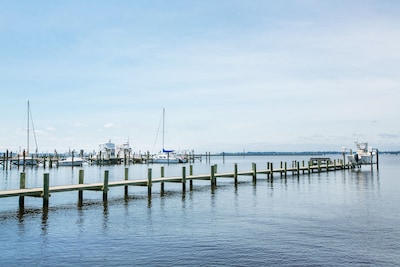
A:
[346,142,377,166]
[13,157,38,166]
[58,157,84,167]
[151,151,182,164]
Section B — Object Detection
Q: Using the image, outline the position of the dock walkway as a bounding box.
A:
[0,158,377,209]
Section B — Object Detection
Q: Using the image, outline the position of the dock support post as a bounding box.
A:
[284,162,287,178]
[19,172,26,209]
[234,163,238,186]
[376,149,379,170]
[182,166,186,193]
[103,170,109,202]
[43,173,50,208]
[124,168,129,197]
[189,165,193,191]
[252,162,257,184]
[297,161,300,178]
[147,168,152,197]
[211,165,216,189]
[160,166,164,195]
[78,169,84,206]
[270,163,273,181]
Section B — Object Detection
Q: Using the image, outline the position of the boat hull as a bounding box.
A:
[58,157,84,167]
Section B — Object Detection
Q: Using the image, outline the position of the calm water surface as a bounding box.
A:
[0,154,399,266]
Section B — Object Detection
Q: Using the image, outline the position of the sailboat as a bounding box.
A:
[151,108,186,164]
[13,101,38,166]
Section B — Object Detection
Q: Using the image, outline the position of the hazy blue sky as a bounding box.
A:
[1,0,399,154]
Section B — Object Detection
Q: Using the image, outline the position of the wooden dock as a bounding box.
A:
[0,158,377,210]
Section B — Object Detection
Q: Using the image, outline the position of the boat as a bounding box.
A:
[151,151,182,164]
[92,139,136,164]
[151,108,187,164]
[58,156,84,167]
[345,142,378,167]
[12,101,38,166]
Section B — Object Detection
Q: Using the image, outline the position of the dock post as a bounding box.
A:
[376,149,379,170]
[147,168,152,197]
[43,173,50,208]
[318,160,321,173]
[211,165,216,189]
[160,166,165,195]
[280,162,283,178]
[78,169,84,205]
[234,163,238,185]
[189,165,193,191]
[252,162,257,184]
[270,162,273,181]
[19,172,26,209]
[284,162,287,178]
[297,161,300,178]
[103,170,109,202]
[124,168,129,197]
[182,166,186,193]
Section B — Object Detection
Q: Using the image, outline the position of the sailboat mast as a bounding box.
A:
[27,100,30,156]
[162,108,165,150]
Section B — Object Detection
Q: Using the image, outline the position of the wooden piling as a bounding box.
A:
[147,168,152,197]
[252,162,257,184]
[78,169,84,205]
[270,162,273,181]
[297,161,300,178]
[43,173,50,208]
[19,172,26,208]
[284,162,287,178]
[182,166,186,193]
[189,165,193,191]
[211,165,216,188]
[103,170,109,201]
[234,163,238,185]
[376,149,379,170]
[124,168,129,197]
[160,166,165,195]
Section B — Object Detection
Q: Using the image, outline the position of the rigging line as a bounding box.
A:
[29,103,39,153]
[151,111,164,152]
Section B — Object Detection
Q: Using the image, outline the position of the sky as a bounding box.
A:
[0,0,399,154]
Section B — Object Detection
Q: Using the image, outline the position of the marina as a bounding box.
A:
[0,153,398,266]
[0,154,378,209]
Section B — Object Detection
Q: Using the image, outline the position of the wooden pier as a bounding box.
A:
[0,158,378,210]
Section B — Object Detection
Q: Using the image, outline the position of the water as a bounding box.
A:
[1,154,399,266]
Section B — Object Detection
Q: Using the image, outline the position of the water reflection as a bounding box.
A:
[102,201,108,231]
[41,207,48,232]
